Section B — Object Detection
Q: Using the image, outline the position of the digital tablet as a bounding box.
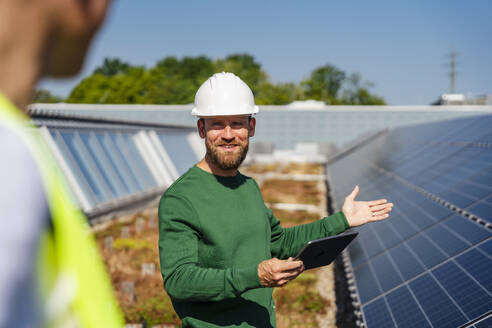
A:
[294,231,358,270]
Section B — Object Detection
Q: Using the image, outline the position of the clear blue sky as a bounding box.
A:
[39,0,492,105]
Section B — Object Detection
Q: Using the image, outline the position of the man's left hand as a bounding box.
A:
[342,185,394,227]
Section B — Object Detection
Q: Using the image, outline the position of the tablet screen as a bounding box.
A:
[294,231,358,270]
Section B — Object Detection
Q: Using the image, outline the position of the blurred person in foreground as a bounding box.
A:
[0,0,123,327]
[158,72,394,328]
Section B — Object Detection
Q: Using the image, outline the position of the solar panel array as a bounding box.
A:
[33,118,203,216]
[328,115,492,328]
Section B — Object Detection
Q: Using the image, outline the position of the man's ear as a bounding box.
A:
[249,117,256,137]
[197,119,206,139]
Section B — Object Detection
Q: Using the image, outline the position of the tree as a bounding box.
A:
[155,56,214,85]
[67,55,385,105]
[255,82,302,105]
[214,54,268,96]
[301,65,346,104]
[341,73,385,105]
[147,56,215,104]
[67,67,150,104]
[32,89,62,103]
[93,58,131,76]
[145,71,197,104]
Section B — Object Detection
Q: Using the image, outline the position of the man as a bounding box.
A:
[158,72,393,327]
[0,0,122,327]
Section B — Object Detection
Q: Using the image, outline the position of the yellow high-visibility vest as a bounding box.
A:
[0,93,123,327]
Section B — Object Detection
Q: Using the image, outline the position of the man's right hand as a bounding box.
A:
[258,257,304,287]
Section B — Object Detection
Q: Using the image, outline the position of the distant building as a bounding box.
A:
[286,99,327,109]
[432,93,492,105]
[432,94,466,105]
[470,94,492,105]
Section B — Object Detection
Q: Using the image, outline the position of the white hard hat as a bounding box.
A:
[191,72,259,117]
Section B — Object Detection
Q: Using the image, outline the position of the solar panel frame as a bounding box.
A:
[474,313,492,328]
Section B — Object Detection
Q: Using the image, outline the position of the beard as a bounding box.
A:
[206,138,249,171]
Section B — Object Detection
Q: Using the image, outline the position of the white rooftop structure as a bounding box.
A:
[29,103,492,152]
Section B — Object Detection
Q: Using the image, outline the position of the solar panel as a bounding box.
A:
[354,263,381,303]
[432,261,492,320]
[374,221,401,249]
[388,243,425,281]
[479,238,492,254]
[425,224,469,257]
[467,199,492,223]
[109,133,146,191]
[364,297,396,328]
[52,130,98,205]
[409,274,468,327]
[385,286,430,328]
[328,114,492,327]
[79,131,128,198]
[41,123,200,216]
[444,215,491,244]
[120,133,156,189]
[95,131,134,194]
[406,234,448,269]
[455,249,492,292]
[157,132,198,175]
[372,253,403,292]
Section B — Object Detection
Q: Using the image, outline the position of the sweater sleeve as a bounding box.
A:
[268,207,350,259]
[158,193,262,302]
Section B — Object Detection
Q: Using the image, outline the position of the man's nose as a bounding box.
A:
[221,125,234,140]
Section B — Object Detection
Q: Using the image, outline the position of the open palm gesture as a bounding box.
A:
[342,185,394,227]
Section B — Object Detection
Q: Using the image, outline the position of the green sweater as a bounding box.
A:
[158,166,349,328]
